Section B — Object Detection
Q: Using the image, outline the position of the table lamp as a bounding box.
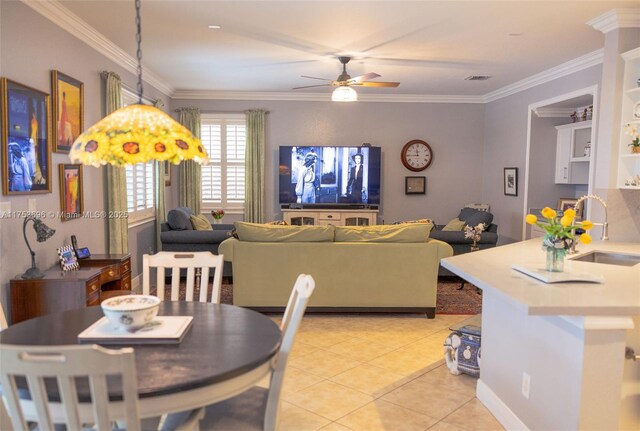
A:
[22,216,56,279]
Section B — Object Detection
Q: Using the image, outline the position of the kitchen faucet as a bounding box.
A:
[568,194,609,254]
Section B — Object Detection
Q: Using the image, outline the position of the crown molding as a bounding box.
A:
[22,0,609,105]
[171,90,485,104]
[587,8,640,34]
[533,108,576,118]
[483,50,604,103]
[21,0,174,96]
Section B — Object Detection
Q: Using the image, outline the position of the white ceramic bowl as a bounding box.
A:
[101,295,160,332]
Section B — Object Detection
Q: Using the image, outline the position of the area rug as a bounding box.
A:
[216,279,481,315]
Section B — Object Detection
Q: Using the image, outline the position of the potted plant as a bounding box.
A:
[624,123,640,154]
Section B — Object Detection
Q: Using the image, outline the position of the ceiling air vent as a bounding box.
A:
[464,75,492,81]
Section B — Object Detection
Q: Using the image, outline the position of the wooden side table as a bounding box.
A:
[9,254,132,324]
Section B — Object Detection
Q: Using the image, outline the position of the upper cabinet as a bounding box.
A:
[617,47,640,189]
[555,121,591,184]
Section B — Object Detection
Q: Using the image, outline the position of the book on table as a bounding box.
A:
[78,316,193,344]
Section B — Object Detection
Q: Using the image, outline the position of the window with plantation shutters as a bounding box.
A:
[122,89,156,224]
[201,114,246,211]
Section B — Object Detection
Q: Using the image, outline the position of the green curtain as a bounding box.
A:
[178,108,202,214]
[153,100,167,251]
[103,72,128,254]
[244,110,266,223]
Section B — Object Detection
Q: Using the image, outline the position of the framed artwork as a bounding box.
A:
[57,245,79,271]
[51,70,84,153]
[405,176,426,194]
[164,161,171,186]
[1,78,52,195]
[557,198,582,219]
[503,167,518,196]
[59,164,83,221]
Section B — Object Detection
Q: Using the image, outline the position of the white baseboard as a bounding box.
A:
[131,274,142,293]
[477,379,529,431]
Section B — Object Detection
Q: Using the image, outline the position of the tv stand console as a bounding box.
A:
[282,208,378,226]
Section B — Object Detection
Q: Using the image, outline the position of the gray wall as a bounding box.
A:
[0,2,172,315]
[170,99,486,226]
[482,65,604,243]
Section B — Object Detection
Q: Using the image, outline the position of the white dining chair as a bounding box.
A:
[0,343,203,431]
[189,273,316,431]
[143,251,224,303]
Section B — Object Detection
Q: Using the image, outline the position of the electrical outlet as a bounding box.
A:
[521,372,531,399]
[28,198,37,212]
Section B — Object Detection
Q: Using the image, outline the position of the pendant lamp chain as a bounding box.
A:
[135,0,144,104]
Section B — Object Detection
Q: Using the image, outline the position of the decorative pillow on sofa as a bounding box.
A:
[190,214,213,231]
[234,222,334,242]
[442,218,466,231]
[465,211,493,231]
[167,207,194,231]
[392,218,435,231]
[334,224,431,242]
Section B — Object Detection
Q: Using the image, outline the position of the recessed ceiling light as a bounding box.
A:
[208,25,221,29]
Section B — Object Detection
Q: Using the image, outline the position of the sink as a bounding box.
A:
[570,251,640,267]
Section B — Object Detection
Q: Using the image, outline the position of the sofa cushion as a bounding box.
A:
[234,222,335,242]
[465,211,494,231]
[334,224,431,242]
[442,218,466,231]
[190,214,213,231]
[167,207,194,231]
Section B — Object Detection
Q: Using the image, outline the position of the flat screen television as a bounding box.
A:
[279,146,381,206]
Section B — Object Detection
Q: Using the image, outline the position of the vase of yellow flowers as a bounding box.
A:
[525,207,594,272]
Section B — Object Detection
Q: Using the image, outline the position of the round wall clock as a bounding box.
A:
[401,139,433,172]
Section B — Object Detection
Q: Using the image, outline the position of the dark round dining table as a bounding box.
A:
[0,302,281,419]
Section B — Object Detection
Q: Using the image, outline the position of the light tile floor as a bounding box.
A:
[260,313,504,431]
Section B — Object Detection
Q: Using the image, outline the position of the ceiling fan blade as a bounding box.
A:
[349,72,381,83]
[301,75,332,81]
[352,81,400,88]
[292,84,331,90]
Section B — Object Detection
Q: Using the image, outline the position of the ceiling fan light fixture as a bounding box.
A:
[332,86,358,102]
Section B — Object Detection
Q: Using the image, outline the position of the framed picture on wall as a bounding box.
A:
[59,164,83,221]
[405,176,426,194]
[1,78,52,195]
[503,167,518,196]
[51,70,84,153]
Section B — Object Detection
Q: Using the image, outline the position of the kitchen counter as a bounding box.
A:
[441,239,640,316]
[440,239,640,431]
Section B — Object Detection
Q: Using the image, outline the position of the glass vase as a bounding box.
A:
[545,248,566,272]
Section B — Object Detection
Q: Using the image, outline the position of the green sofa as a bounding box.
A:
[219,222,453,317]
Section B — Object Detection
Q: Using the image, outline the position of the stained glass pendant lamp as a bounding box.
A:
[69,0,208,167]
[332,86,358,102]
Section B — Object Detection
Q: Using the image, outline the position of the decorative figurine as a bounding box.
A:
[570,111,578,123]
[587,105,593,120]
[581,109,588,121]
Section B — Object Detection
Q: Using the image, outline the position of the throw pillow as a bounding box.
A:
[392,218,434,231]
[457,207,479,223]
[234,222,334,242]
[465,211,493,231]
[334,224,431,242]
[265,220,288,225]
[190,214,213,231]
[442,218,466,231]
[167,207,194,230]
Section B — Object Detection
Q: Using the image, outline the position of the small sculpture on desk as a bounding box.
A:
[570,111,578,123]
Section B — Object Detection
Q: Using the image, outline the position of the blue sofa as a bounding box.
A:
[160,207,233,276]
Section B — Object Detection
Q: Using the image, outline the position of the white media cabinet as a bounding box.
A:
[282,208,378,226]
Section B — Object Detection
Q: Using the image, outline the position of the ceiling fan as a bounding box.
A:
[293,56,399,101]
